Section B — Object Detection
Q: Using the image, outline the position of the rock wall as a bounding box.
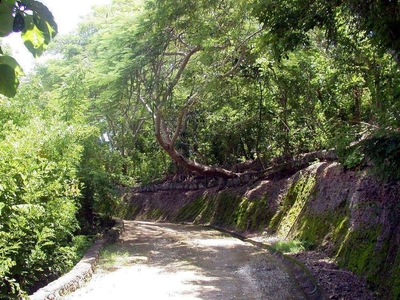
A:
[29,218,124,300]
[132,149,337,193]
[123,161,400,299]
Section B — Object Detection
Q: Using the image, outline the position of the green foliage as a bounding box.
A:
[0,118,85,296]
[333,127,400,181]
[21,1,57,58]
[253,0,400,64]
[34,0,398,183]
[76,130,135,227]
[71,235,96,259]
[332,124,366,169]
[253,0,338,59]
[0,3,14,37]
[0,84,107,295]
[0,0,57,96]
[0,55,23,97]
[362,133,400,181]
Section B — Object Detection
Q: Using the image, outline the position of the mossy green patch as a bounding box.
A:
[144,208,164,220]
[336,226,381,274]
[113,201,139,219]
[174,194,208,223]
[212,193,243,226]
[335,226,400,299]
[175,192,274,232]
[234,195,272,231]
[268,171,316,237]
[130,166,400,299]
[288,201,399,299]
[294,212,349,250]
[175,196,213,223]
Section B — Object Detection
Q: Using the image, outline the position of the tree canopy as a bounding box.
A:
[254,0,400,64]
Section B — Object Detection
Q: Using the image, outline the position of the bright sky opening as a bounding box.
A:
[2,0,112,72]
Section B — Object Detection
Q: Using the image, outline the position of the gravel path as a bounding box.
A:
[62,221,306,300]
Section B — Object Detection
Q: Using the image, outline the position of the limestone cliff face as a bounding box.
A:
[123,162,400,299]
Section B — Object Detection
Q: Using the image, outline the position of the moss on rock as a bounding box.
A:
[128,162,400,299]
[175,192,274,232]
[268,171,316,237]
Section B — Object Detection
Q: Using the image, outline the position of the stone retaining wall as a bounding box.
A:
[133,150,337,193]
[29,218,124,300]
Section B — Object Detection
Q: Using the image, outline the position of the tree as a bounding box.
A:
[0,0,57,97]
[253,0,400,64]
[94,0,264,178]
[25,0,398,184]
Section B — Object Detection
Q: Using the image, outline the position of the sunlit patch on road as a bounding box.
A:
[62,221,306,300]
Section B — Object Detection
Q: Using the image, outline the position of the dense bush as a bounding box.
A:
[0,119,85,297]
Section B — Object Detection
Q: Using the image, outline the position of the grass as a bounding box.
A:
[98,244,132,271]
[269,240,313,254]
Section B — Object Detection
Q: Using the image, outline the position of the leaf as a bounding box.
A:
[0,63,19,97]
[1,0,16,4]
[30,0,58,42]
[21,0,58,58]
[0,55,23,97]
[0,55,24,76]
[0,5,14,37]
[13,11,25,33]
[21,15,46,57]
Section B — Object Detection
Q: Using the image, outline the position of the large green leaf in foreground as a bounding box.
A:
[0,0,57,97]
[0,55,24,97]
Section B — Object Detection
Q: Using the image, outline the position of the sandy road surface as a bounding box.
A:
[62,221,305,300]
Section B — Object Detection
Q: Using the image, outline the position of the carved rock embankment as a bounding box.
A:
[123,160,399,299]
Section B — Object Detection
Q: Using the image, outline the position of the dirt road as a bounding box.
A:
[62,221,306,300]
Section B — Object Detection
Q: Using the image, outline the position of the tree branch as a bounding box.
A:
[165,52,186,56]
[218,45,246,78]
[161,46,201,104]
[217,28,262,78]
[138,95,154,115]
[171,92,198,145]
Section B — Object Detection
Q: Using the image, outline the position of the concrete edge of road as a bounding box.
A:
[204,224,330,300]
[29,218,124,300]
